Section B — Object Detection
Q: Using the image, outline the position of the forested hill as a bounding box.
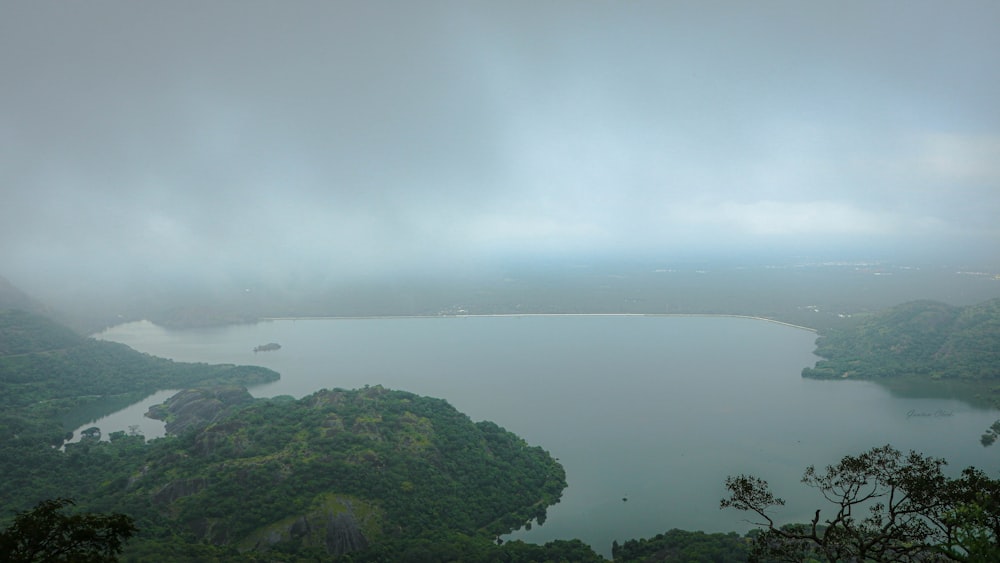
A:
[802,298,1000,381]
[0,276,50,320]
[0,308,279,446]
[114,387,570,559]
[0,307,83,355]
[0,309,590,560]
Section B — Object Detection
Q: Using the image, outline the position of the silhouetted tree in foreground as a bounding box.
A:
[0,498,136,562]
[722,445,1000,562]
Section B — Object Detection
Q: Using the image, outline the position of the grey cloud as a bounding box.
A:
[2,0,1000,300]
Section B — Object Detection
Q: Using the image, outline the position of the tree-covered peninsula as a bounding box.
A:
[116,385,569,559]
[801,298,1000,404]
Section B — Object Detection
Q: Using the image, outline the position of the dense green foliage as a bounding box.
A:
[0,498,137,562]
[5,387,574,560]
[0,308,85,356]
[347,535,607,562]
[0,308,274,544]
[722,445,1000,562]
[611,529,750,562]
[802,298,1000,381]
[0,309,581,559]
[0,308,279,447]
[1,340,276,411]
[109,386,567,557]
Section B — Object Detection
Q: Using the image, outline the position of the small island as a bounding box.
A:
[253,342,281,353]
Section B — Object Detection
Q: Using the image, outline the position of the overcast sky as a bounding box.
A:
[3,1,999,293]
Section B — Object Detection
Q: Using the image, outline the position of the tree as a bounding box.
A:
[0,498,137,562]
[979,420,1000,447]
[721,445,1000,562]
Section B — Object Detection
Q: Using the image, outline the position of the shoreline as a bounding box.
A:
[258,312,818,333]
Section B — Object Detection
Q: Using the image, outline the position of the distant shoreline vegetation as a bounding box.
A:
[256,312,818,333]
[801,298,1000,408]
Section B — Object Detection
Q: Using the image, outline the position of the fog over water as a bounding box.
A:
[3,1,1000,316]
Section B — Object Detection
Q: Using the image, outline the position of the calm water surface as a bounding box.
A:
[91,316,1000,556]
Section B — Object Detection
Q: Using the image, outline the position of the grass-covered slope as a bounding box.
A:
[802,298,1000,381]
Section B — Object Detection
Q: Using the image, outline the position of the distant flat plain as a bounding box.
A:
[110,259,1000,334]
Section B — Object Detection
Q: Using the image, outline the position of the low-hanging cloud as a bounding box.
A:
[2,0,999,303]
[678,200,920,237]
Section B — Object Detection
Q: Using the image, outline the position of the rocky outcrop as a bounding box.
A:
[239,494,379,557]
[192,419,250,457]
[324,511,370,555]
[146,387,253,435]
[152,477,208,506]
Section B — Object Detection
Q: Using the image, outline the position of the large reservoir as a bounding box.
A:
[89,315,1000,556]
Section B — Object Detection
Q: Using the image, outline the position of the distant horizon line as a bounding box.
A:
[257,312,818,333]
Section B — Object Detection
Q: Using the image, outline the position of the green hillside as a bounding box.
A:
[0,307,84,356]
[0,309,582,560]
[0,308,279,448]
[105,386,568,559]
[802,298,1000,381]
[801,298,1000,409]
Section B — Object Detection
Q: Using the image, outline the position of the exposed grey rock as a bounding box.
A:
[243,496,375,557]
[146,386,253,435]
[325,510,369,555]
[152,477,207,505]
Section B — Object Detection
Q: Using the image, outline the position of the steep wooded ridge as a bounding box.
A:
[0,309,581,561]
[802,298,1000,382]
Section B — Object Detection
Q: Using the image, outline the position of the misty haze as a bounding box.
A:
[2,2,1000,561]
